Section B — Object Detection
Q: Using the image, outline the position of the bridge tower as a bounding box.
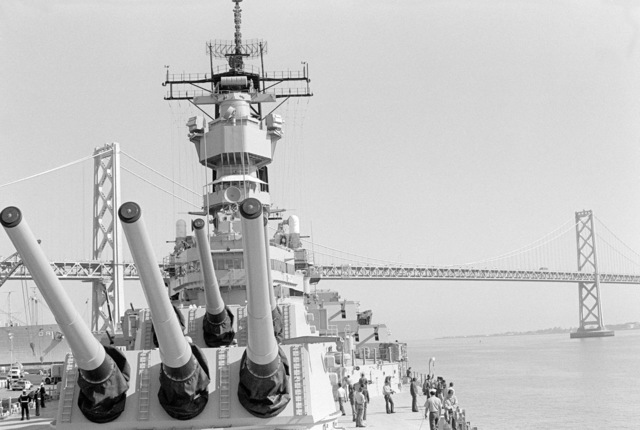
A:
[570,210,614,338]
[91,142,125,334]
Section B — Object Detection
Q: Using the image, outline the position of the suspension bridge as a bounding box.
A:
[1,143,640,339]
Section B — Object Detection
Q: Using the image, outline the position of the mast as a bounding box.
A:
[163,0,312,249]
[163,1,314,342]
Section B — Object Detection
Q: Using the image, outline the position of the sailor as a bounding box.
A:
[33,390,41,416]
[40,383,46,408]
[18,390,30,421]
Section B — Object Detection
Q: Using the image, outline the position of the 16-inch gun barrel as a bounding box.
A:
[118,202,209,420]
[0,206,130,423]
[237,198,290,417]
[193,218,225,315]
[193,218,235,346]
[118,203,191,369]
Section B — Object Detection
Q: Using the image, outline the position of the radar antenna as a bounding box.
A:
[230,0,245,72]
[164,0,312,101]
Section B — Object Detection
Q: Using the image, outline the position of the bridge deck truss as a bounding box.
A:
[2,262,640,284]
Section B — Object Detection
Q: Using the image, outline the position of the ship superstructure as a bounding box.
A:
[162,0,314,307]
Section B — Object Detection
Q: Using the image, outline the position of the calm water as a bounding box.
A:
[407,330,640,429]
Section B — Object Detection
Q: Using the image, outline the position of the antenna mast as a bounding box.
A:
[230,0,245,72]
[163,0,311,102]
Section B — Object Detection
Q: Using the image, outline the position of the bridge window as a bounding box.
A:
[213,253,244,270]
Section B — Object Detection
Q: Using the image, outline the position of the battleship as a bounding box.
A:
[0,1,469,429]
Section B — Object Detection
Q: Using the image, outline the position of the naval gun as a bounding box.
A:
[192,217,235,347]
[0,206,130,423]
[237,198,290,417]
[2,203,340,428]
[118,202,210,420]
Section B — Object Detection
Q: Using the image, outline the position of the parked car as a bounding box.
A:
[10,379,32,391]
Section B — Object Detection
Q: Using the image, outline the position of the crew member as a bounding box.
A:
[40,383,46,408]
[19,390,30,421]
[33,390,41,417]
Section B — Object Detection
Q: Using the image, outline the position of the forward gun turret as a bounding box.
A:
[118,202,210,420]
[0,207,130,423]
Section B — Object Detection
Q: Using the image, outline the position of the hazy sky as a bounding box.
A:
[1,0,640,339]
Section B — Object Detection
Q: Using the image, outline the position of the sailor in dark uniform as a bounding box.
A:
[40,383,46,408]
[18,390,30,421]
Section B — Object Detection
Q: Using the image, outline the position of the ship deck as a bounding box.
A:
[0,384,471,429]
[335,385,469,430]
[0,387,58,429]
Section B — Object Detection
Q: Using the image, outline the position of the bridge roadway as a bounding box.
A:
[1,261,640,284]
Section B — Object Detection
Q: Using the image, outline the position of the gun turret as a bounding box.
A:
[192,218,235,346]
[118,202,210,420]
[237,198,290,417]
[0,206,129,423]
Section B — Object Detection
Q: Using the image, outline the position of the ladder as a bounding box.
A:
[188,307,197,335]
[237,306,247,346]
[137,351,151,421]
[60,354,78,423]
[141,310,152,349]
[290,345,307,416]
[217,348,231,418]
[282,304,291,339]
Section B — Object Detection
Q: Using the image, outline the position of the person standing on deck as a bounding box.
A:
[33,390,40,416]
[422,374,431,395]
[444,387,459,429]
[19,390,30,421]
[354,385,366,427]
[410,377,420,412]
[40,383,46,408]
[359,373,370,422]
[382,376,395,414]
[425,389,442,430]
[346,376,356,421]
[336,383,347,416]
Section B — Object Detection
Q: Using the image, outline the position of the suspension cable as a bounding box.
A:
[0,153,97,189]
[594,215,640,259]
[121,167,200,208]
[121,150,200,197]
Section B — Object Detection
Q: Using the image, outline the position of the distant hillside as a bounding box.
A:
[439,322,640,339]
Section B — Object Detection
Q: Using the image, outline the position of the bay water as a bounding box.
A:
[407,329,640,429]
